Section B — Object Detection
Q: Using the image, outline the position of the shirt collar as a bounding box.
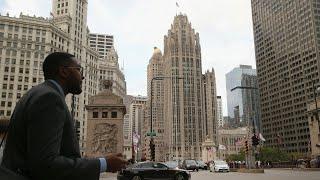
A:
[48,79,65,97]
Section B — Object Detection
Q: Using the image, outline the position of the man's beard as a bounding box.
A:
[69,83,82,95]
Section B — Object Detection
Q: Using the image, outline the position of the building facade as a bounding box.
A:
[148,14,216,160]
[217,96,224,128]
[252,0,320,153]
[89,33,114,59]
[241,74,261,133]
[218,127,248,160]
[226,65,257,127]
[146,47,167,161]
[202,70,218,144]
[127,95,147,161]
[123,95,148,160]
[89,33,126,98]
[0,0,127,155]
[97,47,126,98]
[122,114,132,159]
[307,97,320,158]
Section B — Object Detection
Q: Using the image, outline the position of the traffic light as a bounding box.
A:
[252,135,260,146]
[150,139,155,161]
[245,140,249,153]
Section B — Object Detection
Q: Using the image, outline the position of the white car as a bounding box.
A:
[209,160,230,172]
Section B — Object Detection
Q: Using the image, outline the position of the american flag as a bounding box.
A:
[235,139,243,146]
[132,132,140,145]
[277,133,283,144]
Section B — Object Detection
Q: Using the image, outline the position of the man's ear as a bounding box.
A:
[58,66,69,79]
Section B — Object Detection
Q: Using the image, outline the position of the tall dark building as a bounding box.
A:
[252,0,320,153]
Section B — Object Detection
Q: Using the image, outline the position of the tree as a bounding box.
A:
[257,147,290,162]
[226,149,245,162]
[288,152,305,160]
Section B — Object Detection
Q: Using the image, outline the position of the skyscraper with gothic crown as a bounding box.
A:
[146,14,218,160]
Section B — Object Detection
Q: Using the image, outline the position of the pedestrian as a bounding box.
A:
[1,52,128,180]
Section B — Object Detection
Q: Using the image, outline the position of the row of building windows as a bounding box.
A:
[57,1,68,8]
[92,111,118,118]
[57,9,68,15]
[3,75,40,83]
[0,33,46,44]
[2,83,34,90]
[0,110,11,116]
[1,57,42,67]
[0,23,47,36]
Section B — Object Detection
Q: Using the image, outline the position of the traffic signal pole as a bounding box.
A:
[149,76,182,161]
[150,77,156,161]
[231,86,258,169]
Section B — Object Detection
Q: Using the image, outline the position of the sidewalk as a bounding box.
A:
[272,168,320,171]
[100,172,118,180]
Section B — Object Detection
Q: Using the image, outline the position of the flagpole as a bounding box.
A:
[176,3,177,15]
[176,2,180,15]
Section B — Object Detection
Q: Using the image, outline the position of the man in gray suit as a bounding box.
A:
[1,52,127,180]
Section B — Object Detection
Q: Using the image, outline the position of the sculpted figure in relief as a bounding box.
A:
[92,123,118,154]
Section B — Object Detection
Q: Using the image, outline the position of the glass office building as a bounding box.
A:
[226,65,259,129]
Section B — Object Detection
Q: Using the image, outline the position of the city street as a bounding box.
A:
[100,169,320,180]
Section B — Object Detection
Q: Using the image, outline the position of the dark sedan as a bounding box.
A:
[117,161,191,180]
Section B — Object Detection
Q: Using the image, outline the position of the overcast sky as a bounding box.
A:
[0,0,256,115]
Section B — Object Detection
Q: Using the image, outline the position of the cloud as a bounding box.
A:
[0,0,256,115]
[0,0,50,17]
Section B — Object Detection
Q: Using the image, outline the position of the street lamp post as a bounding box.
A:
[149,77,164,161]
[312,80,319,122]
[230,86,259,169]
[149,76,183,161]
[149,76,172,161]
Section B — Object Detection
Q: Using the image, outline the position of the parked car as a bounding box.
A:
[297,159,307,168]
[181,159,199,171]
[165,161,180,169]
[209,160,230,172]
[117,161,190,180]
[310,156,320,168]
[196,160,208,170]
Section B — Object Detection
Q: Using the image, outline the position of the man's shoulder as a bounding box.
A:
[30,82,60,96]
[21,82,63,105]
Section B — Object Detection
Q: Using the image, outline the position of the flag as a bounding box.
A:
[276,133,282,144]
[176,2,179,7]
[259,133,266,142]
[132,132,140,145]
[235,139,243,146]
[218,144,226,150]
[133,145,138,153]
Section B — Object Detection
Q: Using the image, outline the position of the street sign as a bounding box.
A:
[147,132,156,136]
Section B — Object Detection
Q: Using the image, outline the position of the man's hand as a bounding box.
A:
[105,153,128,173]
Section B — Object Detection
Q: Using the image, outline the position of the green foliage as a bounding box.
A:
[257,147,290,162]
[226,149,245,161]
[288,152,305,160]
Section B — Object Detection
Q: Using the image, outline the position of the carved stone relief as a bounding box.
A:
[91,123,118,153]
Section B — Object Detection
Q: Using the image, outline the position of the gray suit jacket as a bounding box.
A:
[1,81,100,180]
